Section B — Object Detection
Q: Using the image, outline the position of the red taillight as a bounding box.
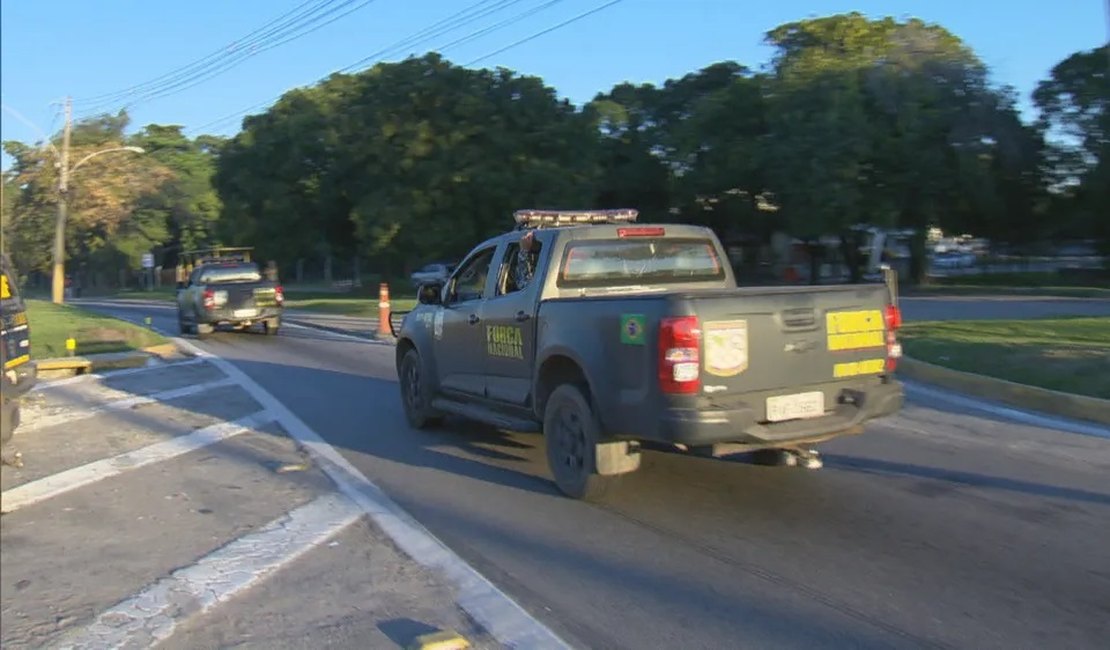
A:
[884,304,902,331]
[658,316,701,394]
[885,304,902,372]
[202,288,215,310]
[618,227,666,238]
[274,285,284,305]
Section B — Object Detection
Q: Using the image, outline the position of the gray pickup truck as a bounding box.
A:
[394,209,905,500]
[176,258,284,338]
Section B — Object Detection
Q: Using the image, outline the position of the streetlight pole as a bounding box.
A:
[51,97,72,304]
[50,97,145,304]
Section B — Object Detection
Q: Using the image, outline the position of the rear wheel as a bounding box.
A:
[177,309,193,335]
[543,383,620,501]
[399,348,441,429]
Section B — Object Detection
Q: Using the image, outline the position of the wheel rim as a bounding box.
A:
[404,359,420,412]
[553,400,587,474]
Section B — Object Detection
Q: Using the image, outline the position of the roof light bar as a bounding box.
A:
[513,209,639,227]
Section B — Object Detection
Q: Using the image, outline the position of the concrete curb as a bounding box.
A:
[897,356,1110,426]
[34,344,187,379]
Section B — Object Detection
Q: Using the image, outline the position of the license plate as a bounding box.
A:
[765,391,825,422]
[233,308,257,318]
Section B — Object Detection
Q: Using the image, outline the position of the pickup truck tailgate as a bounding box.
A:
[682,285,893,400]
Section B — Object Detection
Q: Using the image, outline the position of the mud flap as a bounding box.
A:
[595,441,641,476]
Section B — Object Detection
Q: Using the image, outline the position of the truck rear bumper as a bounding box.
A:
[201,307,281,325]
[657,379,904,448]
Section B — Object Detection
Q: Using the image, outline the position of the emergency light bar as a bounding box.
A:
[513,209,639,228]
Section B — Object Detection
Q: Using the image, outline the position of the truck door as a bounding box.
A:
[481,237,543,406]
[434,244,497,397]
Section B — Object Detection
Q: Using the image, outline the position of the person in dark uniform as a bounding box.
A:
[513,230,540,291]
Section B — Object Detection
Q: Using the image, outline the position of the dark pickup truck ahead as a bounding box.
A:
[394,209,904,500]
[176,260,284,337]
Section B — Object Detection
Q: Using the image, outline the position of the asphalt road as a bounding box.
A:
[76,300,1110,649]
[898,295,1110,321]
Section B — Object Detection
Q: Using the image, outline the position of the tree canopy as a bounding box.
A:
[3,13,1104,284]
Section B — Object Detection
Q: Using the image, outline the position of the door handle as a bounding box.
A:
[468,314,480,325]
[514,311,531,322]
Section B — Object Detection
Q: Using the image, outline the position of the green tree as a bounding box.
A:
[215,53,601,276]
[1034,45,1109,257]
[2,113,171,280]
[128,125,225,264]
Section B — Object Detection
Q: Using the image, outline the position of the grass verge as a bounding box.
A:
[911,270,1110,299]
[900,317,1110,399]
[26,300,167,358]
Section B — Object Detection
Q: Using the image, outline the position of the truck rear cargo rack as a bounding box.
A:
[182,246,254,266]
[513,209,638,230]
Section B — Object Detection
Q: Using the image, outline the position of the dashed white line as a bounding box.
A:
[174,338,572,650]
[32,357,208,392]
[1,412,272,514]
[52,492,363,650]
[21,377,237,433]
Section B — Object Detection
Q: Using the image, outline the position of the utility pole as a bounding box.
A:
[51,97,72,304]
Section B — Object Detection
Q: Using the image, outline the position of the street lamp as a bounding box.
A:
[51,144,145,304]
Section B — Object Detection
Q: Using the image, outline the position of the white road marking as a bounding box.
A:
[52,492,363,650]
[902,379,1110,439]
[21,377,237,433]
[32,357,208,392]
[173,338,572,650]
[1,412,272,514]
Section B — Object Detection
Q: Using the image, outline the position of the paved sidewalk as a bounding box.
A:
[1,358,495,649]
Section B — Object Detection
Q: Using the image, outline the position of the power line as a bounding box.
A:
[189,0,619,137]
[434,0,567,55]
[117,0,380,112]
[465,0,623,66]
[77,0,335,105]
[78,0,383,116]
[189,0,531,134]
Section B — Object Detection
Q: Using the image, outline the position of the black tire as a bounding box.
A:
[543,383,619,501]
[399,348,441,429]
[177,310,190,335]
[264,317,280,336]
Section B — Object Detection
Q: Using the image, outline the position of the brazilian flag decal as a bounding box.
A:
[620,314,646,345]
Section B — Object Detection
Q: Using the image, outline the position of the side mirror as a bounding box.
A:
[418,282,443,305]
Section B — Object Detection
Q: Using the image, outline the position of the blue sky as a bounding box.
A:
[1,0,1106,170]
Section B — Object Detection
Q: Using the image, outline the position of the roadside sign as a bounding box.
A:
[141,252,155,269]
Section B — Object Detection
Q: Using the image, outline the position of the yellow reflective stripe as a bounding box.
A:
[833,358,885,378]
[827,331,884,351]
[825,309,883,335]
[4,354,30,369]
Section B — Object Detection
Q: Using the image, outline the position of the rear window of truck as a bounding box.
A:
[198,264,263,284]
[558,238,726,287]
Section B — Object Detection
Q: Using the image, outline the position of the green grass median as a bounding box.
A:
[900,317,1110,399]
[26,300,167,358]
